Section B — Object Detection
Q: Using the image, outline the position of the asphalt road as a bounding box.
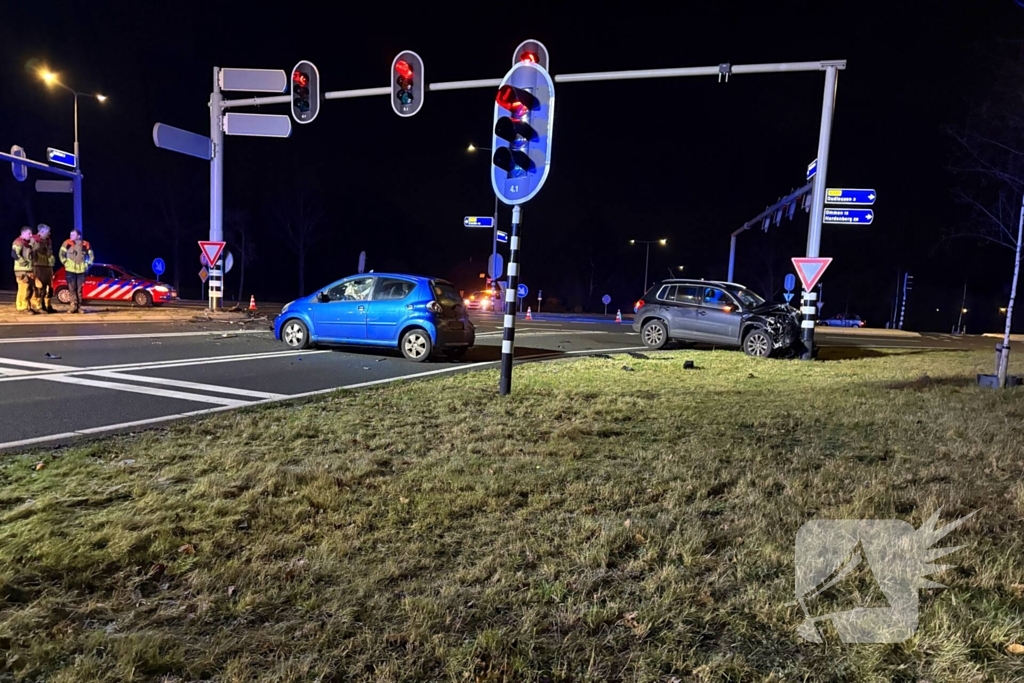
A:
[0,313,1000,451]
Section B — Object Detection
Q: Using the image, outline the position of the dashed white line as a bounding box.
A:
[87,370,288,400]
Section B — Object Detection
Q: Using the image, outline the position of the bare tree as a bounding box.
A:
[267,183,325,297]
[225,209,256,303]
[947,40,1024,387]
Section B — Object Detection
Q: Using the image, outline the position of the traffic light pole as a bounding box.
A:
[499,205,522,396]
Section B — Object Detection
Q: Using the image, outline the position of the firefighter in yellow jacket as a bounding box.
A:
[32,224,57,313]
[11,226,40,314]
[59,229,94,313]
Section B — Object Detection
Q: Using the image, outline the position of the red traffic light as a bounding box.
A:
[292,70,308,87]
[518,51,538,64]
[394,59,414,80]
[496,85,537,120]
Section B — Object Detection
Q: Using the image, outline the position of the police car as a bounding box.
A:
[53,263,178,307]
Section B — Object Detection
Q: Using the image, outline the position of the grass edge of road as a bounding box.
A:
[2,348,1024,682]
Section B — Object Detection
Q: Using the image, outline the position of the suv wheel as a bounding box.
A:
[743,328,773,358]
[641,319,668,350]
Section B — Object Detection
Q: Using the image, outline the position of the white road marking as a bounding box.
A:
[0,347,655,451]
[0,349,331,383]
[0,329,270,344]
[87,370,288,400]
[0,355,80,370]
[40,374,249,407]
[0,367,31,376]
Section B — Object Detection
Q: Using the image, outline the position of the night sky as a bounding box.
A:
[2,1,1022,332]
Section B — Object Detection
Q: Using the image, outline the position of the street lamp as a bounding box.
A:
[630,238,667,292]
[38,67,106,235]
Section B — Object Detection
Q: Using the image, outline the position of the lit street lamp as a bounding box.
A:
[630,238,667,292]
[38,67,106,235]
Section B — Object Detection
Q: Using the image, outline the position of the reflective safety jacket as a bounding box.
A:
[11,237,35,272]
[59,238,94,274]
[33,235,55,268]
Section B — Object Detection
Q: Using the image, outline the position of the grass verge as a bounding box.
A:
[2,349,1024,682]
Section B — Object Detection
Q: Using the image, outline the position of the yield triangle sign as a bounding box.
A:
[791,257,832,292]
[199,240,226,268]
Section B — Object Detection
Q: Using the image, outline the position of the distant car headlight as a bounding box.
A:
[464,299,471,305]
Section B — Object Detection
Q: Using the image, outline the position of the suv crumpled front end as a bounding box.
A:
[745,304,803,355]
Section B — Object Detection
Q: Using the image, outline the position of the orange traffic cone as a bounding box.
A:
[615,309,622,323]
[248,295,257,312]
[525,307,532,320]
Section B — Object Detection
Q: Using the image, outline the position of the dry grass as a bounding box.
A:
[2,348,1024,682]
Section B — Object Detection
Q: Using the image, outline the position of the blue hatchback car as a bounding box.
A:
[273,273,475,361]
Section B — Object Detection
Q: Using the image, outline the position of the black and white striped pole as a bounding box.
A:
[499,205,523,395]
[800,289,817,359]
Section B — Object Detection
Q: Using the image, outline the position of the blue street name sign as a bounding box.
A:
[464,216,494,228]
[10,145,27,182]
[784,273,796,291]
[517,283,528,298]
[152,258,166,276]
[825,188,876,205]
[47,147,76,168]
[783,292,794,303]
[496,230,508,243]
[823,208,874,225]
[807,158,818,181]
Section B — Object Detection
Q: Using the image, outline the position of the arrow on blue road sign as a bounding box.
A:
[784,273,796,291]
[783,292,794,303]
[496,230,508,243]
[464,216,494,228]
[807,158,818,181]
[47,147,76,168]
[517,283,529,298]
[825,188,876,205]
[152,258,166,276]
[823,208,874,225]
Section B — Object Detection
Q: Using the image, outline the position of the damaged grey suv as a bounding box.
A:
[631,279,803,357]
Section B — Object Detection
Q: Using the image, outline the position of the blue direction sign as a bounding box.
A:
[824,208,874,225]
[784,273,796,291]
[464,216,494,228]
[517,283,529,298]
[496,230,508,243]
[47,147,76,168]
[825,188,876,205]
[152,258,166,276]
[807,158,818,181]
[783,292,794,303]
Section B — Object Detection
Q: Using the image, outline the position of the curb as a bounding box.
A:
[817,327,921,338]
[983,333,1024,343]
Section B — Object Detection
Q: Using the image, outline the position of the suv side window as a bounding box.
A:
[701,287,735,307]
[376,278,415,301]
[662,285,700,304]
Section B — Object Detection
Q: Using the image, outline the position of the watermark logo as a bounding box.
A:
[792,509,977,643]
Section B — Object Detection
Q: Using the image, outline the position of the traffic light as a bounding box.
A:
[391,50,424,117]
[490,60,555,205]
[290,60,320,124]
[512,39,549,71]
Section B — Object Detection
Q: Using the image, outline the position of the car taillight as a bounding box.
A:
[634,299,644,313]
[427,301,443,314]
